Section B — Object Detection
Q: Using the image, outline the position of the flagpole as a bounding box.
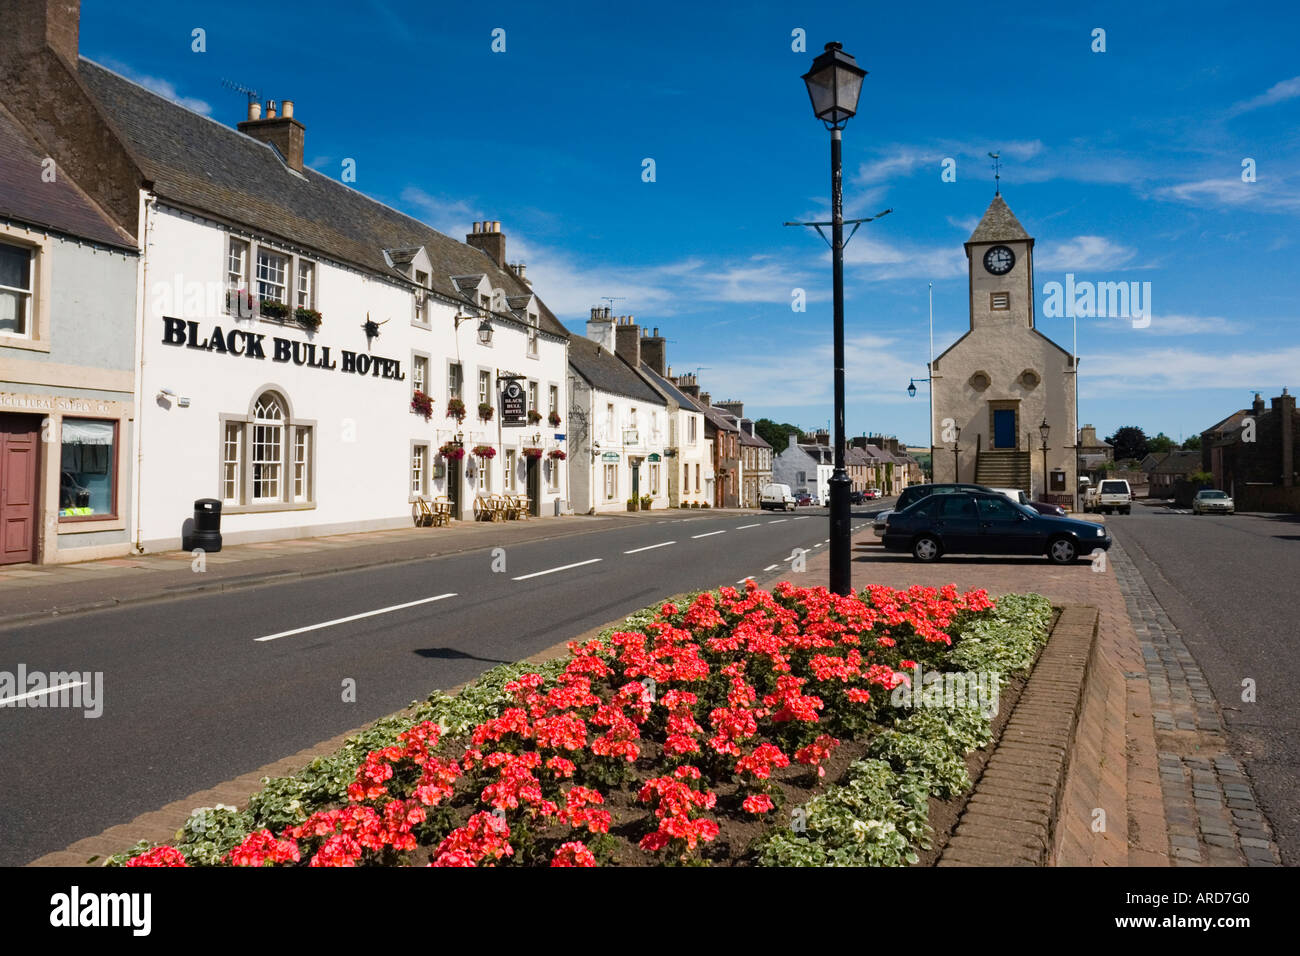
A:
[928,281,934,481]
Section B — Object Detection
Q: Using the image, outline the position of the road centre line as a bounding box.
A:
[764,564,779,571]
[692,530,726,539]
[793,516,809,520]
[255,593,458,642]
[512,558,603,581]
[624,541,676,554]
[735,523,761,529]
[768,519,787,524]
[0,681,88,706]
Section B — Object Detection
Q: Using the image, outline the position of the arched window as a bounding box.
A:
[220,387,315,510]
[252,391,285,501]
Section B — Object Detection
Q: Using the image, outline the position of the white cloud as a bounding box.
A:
[399,187,479,238]
[854,140,1043,187]
[1229,75,1300,116]
[1036,235,1138,271]
[1081,345,1300,394]
[1152,177,1300,211]
[98,58,211,115]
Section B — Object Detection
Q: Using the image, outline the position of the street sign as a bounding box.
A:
[501,380,526,427]
[554,433,565,440]
[602,452,619,461]
[647,453,661,462]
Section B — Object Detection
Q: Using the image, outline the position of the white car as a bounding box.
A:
[1192,489,1234,515]
[1096,479,1132,515]
[759,483,796,511]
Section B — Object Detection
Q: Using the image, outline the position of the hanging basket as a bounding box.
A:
[547,449,567,461]
[446,398,467,423]
[410,390,434,421]
[472,444,497,459]
[522,447,544,460]
[439,442,466,461]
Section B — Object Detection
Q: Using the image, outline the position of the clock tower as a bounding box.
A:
[964,194,1035,331]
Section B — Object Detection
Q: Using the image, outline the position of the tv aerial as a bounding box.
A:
[222,78,260,106]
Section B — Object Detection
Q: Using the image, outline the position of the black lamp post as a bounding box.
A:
[801,41,867,597]
[1039,417,1051,500]
[953,426,961,483]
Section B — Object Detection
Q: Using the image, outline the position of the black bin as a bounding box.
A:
[184,498,223,553]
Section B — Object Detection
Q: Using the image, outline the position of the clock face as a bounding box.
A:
[983,245,1015,275]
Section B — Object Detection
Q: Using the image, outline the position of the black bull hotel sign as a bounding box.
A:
[161,317,406,380]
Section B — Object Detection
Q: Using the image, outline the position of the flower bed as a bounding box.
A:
[112,584,1051,868]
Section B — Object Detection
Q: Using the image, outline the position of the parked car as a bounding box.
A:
[1192,489,1235,515]
[1096,479,1132,515]
[989,487,1068,517]
[760,483,797,511]
[1082,485,1101,512]
[849,490,866,505]
[872,482,996,537]
[864,488,882,500]
[882,490,1112,564]
[795,492,815,507]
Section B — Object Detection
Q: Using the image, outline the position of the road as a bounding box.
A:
[0,506,872,866]
[1109,501,1300,864]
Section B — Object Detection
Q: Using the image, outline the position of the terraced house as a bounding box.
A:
[5,0,570,550]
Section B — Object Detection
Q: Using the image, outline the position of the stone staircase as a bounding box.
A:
[976,449,1030,491]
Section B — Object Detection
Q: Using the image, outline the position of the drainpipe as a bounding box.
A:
[132,191,157,553]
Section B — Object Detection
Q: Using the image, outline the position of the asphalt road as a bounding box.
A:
[1110,502,1300,864]
[0,506,871,866]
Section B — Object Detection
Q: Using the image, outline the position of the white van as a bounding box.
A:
[760,483,796,511]
[1097,479,1132,515]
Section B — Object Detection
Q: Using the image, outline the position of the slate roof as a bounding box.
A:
[736,420,770,448]
[967,194,1031,243]
[1149,450,1202,476]
[77,59,566,338]
[640,364,698,409]
[568,338,665,405]
[0,102,134,250]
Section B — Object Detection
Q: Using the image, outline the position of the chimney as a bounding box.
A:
[677,373,700,399]
[1272,389,1295,487]
[813,429,830,446]
[1252,393,1266,421]
[641,326,667,377]
[614,315,641,368]
[466,220,506,266]
[716,400,744,419]
[586,306,615,353]
[238,97,306,172]
[2,0,80,66]
[1079,424,1098,447]
[699,392,712,409]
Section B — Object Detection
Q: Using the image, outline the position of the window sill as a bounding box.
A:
[0,334,50,353]
[57,515,125,533]
[223,500,317,515]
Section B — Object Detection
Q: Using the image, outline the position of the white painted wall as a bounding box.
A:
[135,202,568,549]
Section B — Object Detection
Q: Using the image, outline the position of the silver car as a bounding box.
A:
[1192,489,1234,514]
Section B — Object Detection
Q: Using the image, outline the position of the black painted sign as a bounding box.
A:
[501,380,526,427]
[161,317,405,381]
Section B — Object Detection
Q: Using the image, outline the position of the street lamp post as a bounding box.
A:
[953,426,961,483]
[800,41,868,597]
[1039,417,1051,500]
[907,376,931,480]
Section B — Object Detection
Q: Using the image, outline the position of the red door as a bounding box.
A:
[0,414,40,565]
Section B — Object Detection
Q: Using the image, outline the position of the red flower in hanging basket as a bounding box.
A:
[522,447,544,459]
[548,411,562,427]
[410,390,434,421]
[472,444,497,459]
[446,398,467,422]
[478,403,494,422]
[439,442,466,461]
[547,449,567,461]
[527,409,543,425]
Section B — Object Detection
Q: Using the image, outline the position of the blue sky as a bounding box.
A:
[84,1,1300,448]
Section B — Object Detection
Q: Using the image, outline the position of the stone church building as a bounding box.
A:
[930,195,1077,506]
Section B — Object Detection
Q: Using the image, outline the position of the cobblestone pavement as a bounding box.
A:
[1110,542,1282,867]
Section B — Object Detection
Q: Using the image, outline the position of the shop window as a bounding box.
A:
[59,419,117,519]
[0,241,33,337]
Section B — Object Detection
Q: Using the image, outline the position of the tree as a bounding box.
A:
[1181,435,1202,451]
[1105,425,1148,461]
[753,418,802,451]
[1147,432,1174,454]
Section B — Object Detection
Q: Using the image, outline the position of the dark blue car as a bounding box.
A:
[882,490,1112,564]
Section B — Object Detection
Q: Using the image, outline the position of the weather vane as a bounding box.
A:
[988,151,1001,196]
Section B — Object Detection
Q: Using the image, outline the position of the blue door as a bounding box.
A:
[993,409,1016,449]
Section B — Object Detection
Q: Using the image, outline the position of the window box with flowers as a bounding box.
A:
[471,445,496,459]
[546,449,567,462]
[259,298,290,321]
[527,410,543,425]
[295,307,322,331]
[439,442,465,461]
[478,403,494,422]
[522,447,544,460]
[446,398,467,423]
[548,411,562,428]
[410,390,434,421]
[226,288,254,315]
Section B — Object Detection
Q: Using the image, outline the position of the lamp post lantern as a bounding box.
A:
[800,41,867,597]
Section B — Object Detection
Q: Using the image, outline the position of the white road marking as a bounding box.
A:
[624,541,676,554]
[735,523,761,530]
[768,519,787,524]
[692,530,726,539]
[0,681,88,706]
[255,593,458,642]
[736,577,754,584]
[793,516,809,520]
[764,564,779,571]
[512,558,603,581]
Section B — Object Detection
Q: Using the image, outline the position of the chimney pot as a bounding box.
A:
[248,100,262,121]
[265,99,277,118]
[281,99,294,118]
